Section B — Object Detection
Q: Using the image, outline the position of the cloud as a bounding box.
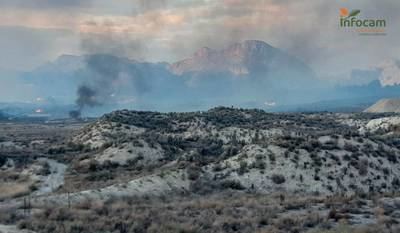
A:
[79,10,186,62]
[0,0,399,79]
[0,26,79,71]
[0,0,90,9]
[137,0,167,12]
[0,71,38,102]
[0,8,81,29]
[378,59,400,86]
[79,11,185,36]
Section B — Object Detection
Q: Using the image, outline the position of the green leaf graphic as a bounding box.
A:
[347,9,360,18]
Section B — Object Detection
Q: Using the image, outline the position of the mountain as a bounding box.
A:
[17,55,85,104]
[170,40,315,83]
[3,41,322,113]
[0,110,6,120]
[5,40,400,114]
[364,98,400,113]
[169,40,322,108]
[14,54,187,114]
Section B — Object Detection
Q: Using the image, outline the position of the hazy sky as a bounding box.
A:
[0,0,399,79]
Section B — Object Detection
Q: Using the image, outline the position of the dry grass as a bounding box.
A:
[0,183,32,200]
[0,172,36,201]
[5,192,397,233]
[307,224,400,233]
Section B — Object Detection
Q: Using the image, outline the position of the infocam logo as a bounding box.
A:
[339,8,386,35]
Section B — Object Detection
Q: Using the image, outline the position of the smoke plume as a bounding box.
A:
[76,85,100,108]
[70,54,122,117]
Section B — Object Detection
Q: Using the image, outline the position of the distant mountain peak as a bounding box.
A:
[170,40,312,78]
[240,40,273,49]
[193,47,214,58]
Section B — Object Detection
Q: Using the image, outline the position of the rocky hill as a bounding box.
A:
[67,107,400,198]
[365,98,400,113]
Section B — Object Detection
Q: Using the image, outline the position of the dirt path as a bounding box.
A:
[34,158,67,195]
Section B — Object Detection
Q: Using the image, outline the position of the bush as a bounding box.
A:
[271,174,286,184]
[301,140,321,152]
[38,162,51,176]
[357,159,368,176]
[86,170,114,181]
[189,178,217,194]
[343,143,358,152]
[268,153,276,164]
[48,147,66,155]
[100,142,112,150]
[0,156,6,167]
[238,161,248,175]
[88,160,99,172]
[321,140,340,150]
[392,178,400,187]
[220,180,245,190]
[187,165,202,180]
[251,159,266,170]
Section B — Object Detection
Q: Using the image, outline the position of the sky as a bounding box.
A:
[0,0,399,80]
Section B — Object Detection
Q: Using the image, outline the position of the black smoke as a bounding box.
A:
[69,85,99,118]
[70,55,120,118]
[76,85,99,108]
[69,0,179,118]
[69,110,81,119]
[70,52,156,118]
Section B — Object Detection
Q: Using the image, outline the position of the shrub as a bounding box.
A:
[38,162,51,176]
[357,159,368,176]
[88,160,99,172]
[86,170,114,181]
[0,156,6,167]
[100,142,113,150]
[251,159,266,170]
[301,140,321,152]
[238,161,248,175]
[321,140,340,150]
[343,143,358,152]
[212,163,224,172]
[268,153,276,164]
[189,177,217,194]
[48,147,66,154]
[392,178,400,187]
[271,174,286,184]
[187,165,202,180]
[220,180,245,190]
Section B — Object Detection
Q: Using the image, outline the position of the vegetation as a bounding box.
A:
[5,192,399,233]
[2,108,400,232]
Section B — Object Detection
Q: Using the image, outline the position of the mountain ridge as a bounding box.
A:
[170,40,313,78]
[3,40,400,114]
[365,98,400,113]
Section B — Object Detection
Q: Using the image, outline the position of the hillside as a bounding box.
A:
[64,107,400,197]
[2,108,400,233]
[365,98,400,113]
